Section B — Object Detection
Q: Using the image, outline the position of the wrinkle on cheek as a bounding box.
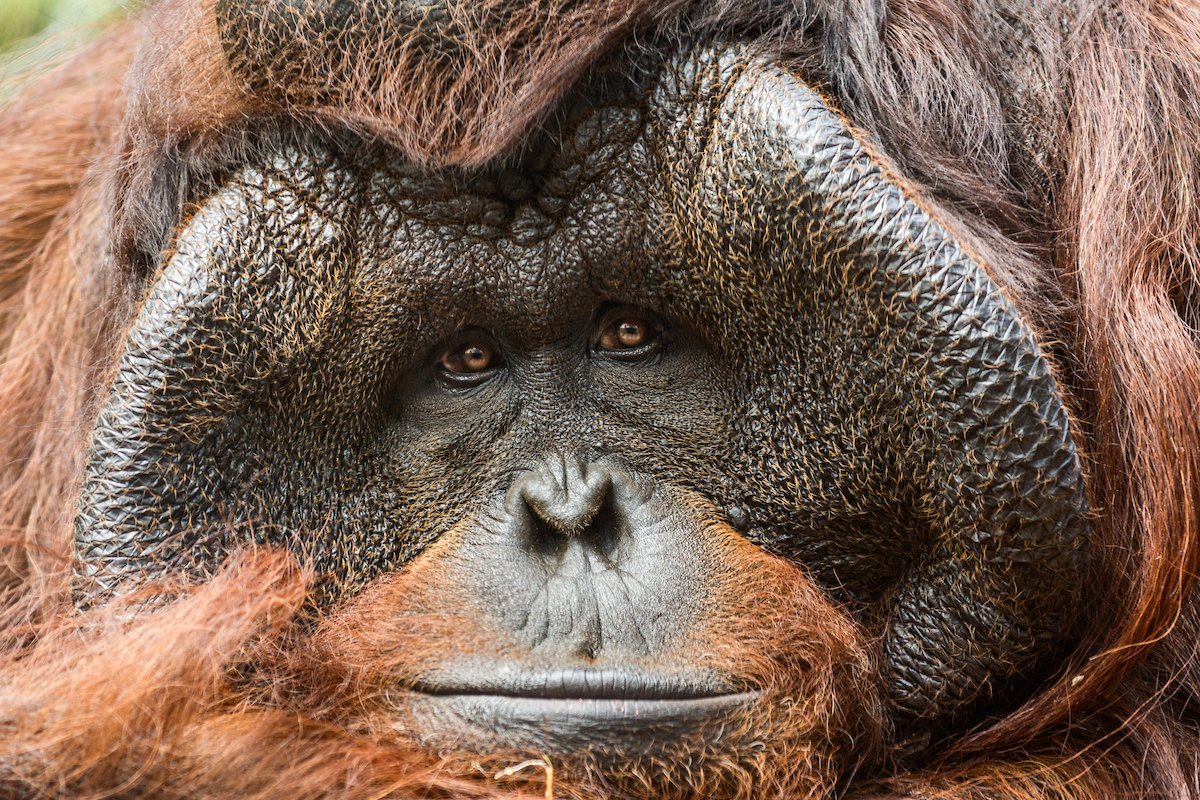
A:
[75,152,361,598]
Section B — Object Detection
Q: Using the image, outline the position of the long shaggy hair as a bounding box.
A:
[0,0,1198,797]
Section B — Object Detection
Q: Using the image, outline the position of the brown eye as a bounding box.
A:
[442,342,494,373]
[594,307,664,361]
[436,334,503,388]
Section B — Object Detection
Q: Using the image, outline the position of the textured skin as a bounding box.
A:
[649,49,1090,724]
[75,40,1089,734]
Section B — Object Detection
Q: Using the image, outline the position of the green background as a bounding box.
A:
[1,0,123,83]
[2,0,120,48]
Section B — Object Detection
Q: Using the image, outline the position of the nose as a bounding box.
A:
[513,454,613,537]
[488,456,676,658]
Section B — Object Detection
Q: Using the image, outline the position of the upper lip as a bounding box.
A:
[412,666,742,701]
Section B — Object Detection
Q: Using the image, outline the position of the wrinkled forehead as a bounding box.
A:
[225,83,663,341]
[355,154,657,337]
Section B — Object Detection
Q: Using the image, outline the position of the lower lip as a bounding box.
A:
[423,691,756,720]
[395,691,761,747]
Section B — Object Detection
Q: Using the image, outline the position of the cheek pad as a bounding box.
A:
[648,47,1089,733]
[75,147,356,597]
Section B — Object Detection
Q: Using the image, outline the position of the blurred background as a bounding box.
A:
[1,0,123,81]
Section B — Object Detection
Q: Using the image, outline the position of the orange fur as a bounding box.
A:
[0,1,1198,798]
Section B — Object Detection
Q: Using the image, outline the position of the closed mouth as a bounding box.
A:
[413,666,745,701]
[397,667,759,743]
[410,693,759,723]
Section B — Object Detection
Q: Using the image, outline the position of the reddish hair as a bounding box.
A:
[0,1,1197,797]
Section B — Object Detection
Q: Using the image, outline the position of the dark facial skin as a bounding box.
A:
[74,37,1091,791]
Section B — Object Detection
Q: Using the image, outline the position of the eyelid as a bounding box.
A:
[432,328,504,388]
[592,306,666,359]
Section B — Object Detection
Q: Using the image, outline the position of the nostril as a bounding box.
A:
[524,496,624,568]
[528,512,568,560]
[584,498,622,565]
[507,459,637,570]
[519,460,611,536]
